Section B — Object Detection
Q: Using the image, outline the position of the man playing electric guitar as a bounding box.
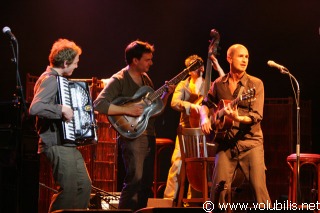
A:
[200,44,271,211]
[93,40,175,211]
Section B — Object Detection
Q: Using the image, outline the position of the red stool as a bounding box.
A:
[287,153,320,203]
[153,138,174,198]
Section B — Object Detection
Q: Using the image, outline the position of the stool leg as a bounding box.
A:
[292,162,297,203]
[153,147,158,198]
[288,162,294,202]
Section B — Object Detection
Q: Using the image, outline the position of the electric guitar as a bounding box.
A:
[108,59,203,139]
[189,29,220,128]
[210,88,256,141]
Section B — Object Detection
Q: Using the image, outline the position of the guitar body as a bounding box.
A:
[107,59,203,139]
[211,99,234,141]
[210,88,256,141]
[107,86,164,139]
[215,99,234,130]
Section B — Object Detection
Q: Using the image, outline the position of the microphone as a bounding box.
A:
[2,26,16,41]
[267,60,288,74]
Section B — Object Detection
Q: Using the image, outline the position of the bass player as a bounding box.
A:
[163,54,224,204]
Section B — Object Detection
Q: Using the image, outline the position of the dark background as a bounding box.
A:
[1,0,319,151]
[0,0,319,212]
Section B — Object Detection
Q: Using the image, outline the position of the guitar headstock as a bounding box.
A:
[186,58,203,72]
[241,87,256,101]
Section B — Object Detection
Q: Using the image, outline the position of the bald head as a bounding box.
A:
[227,44,248,58]
[226,44,249,73]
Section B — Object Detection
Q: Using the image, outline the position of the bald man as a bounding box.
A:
[200,44,271,211]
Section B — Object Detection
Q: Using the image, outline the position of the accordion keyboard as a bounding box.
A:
[56,76,97,145]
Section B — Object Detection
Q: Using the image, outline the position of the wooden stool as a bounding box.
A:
[153,138,174,198]
[287,153,320,203]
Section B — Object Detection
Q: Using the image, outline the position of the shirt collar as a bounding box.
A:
[223,72,248,86]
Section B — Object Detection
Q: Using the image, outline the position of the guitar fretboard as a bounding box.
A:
[148,59,203,101]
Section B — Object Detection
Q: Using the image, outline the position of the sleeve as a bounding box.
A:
[170,81,193,115]
[247,79,264,124]
[29,75,62,119]
[93,77,121,114]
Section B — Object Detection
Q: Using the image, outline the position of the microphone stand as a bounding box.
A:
[8,36,27,213]
[9,38,27,117]
[281,67,301,204]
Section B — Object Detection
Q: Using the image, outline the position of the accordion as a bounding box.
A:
[56,76,98,146]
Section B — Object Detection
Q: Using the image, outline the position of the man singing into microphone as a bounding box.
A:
[200,44,271,211]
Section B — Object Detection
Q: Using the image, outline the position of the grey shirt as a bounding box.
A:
[93,66,157,137]
[29,66,71,153]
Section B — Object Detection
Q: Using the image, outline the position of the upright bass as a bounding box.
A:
[189,29,221,127]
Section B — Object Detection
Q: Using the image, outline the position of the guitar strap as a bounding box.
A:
[141,73,154,88]
[237,86,244,99]
[233,81,245,99]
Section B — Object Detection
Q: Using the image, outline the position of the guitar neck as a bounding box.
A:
[230,96,241,108]
[149,67,190,101]
[149,59,202,102]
